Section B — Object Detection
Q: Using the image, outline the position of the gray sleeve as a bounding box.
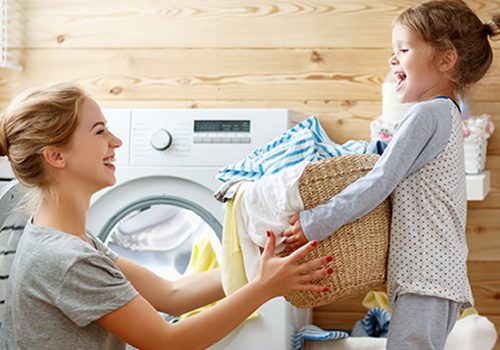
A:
[87,231,119,261]
[301,101,453,242]
[55,255,138,327]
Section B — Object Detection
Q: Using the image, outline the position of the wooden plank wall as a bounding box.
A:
[2,0,499,346]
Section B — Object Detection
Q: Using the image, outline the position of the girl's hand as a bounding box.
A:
[282,212,308,250]
[256,230,332,299]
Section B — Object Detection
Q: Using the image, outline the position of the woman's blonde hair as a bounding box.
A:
[395,0,500,95]
[0,83,86,191]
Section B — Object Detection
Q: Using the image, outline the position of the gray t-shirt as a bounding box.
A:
[0,219,138,350]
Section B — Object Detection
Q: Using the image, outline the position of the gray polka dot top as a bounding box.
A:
[388,100,473,306]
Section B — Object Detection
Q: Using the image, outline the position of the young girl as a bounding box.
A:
[0,83,332,350]
[283,0,499,349]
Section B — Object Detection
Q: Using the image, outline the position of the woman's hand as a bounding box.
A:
[99,230,332,350]
[256,230,332,299]
[282,212,308,250]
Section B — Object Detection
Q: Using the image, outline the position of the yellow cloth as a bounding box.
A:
[180,236,219,319]
[362,290,392,313]
[459,307,478,319]
[362,290,478,319]
[185,236,219,275]
[221,182,258,319]
[221,182,249,296]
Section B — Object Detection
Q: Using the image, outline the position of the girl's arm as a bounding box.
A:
[284,100,454,245]
[97,232,331,350]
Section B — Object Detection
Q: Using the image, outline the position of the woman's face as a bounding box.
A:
[61,97,122,194]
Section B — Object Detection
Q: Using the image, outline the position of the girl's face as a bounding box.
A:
[388,23,455,103]
[61,97,122,194]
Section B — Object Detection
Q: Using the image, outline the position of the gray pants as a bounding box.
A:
[386,293,461,350]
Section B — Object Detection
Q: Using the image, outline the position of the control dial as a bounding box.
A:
[150,129,173,151]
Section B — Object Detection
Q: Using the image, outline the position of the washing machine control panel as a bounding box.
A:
[192,119,251,144]
[150,129,173,151]
[103,108,306,167]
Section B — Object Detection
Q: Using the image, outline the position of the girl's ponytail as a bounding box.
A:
[484,14,500,39]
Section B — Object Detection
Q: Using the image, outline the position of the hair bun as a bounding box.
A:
[484,16,500,38]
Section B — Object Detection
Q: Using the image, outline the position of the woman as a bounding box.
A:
[0,83,331,350]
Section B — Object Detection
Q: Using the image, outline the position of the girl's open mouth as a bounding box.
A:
[394,72,407,91]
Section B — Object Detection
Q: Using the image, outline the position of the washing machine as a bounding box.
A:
[87,108,312,350]
[0,158,14,193]
[0,158,20,229]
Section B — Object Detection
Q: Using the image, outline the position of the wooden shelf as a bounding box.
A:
[466,171,491,201]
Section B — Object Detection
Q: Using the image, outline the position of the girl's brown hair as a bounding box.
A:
[395,0,500,94]
[0,83,86,190]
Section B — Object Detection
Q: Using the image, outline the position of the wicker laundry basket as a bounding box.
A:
[284,154,391,308]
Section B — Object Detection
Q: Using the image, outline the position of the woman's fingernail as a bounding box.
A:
[327,267,334,274]
[326,256,333,262]
[266,230,271,237]
[311,241,318,247]
[323,287,329,293]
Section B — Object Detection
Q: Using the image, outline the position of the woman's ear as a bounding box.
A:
[438,49,458,73]
[42,146,66,169]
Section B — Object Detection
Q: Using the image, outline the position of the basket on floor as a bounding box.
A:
[284,154,390,308]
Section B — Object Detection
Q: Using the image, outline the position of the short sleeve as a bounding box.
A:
[87,231,119,261]
[55,255,138,327]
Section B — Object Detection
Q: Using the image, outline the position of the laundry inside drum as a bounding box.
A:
[107,204,218,280]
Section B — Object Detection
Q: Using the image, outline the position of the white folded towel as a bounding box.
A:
[444,314,497,350]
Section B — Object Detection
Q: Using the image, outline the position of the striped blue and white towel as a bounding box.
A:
[293,325,349,350]
[216,116,386,183]
[351,307,391,338]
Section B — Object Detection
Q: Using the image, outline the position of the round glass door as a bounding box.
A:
[98,196,222,281]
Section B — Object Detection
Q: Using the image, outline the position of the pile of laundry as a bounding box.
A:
[295,291,498,350]
[214,116,387,296]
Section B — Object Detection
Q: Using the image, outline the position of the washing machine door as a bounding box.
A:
[87,175,310,350]
[88,176,223,281]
